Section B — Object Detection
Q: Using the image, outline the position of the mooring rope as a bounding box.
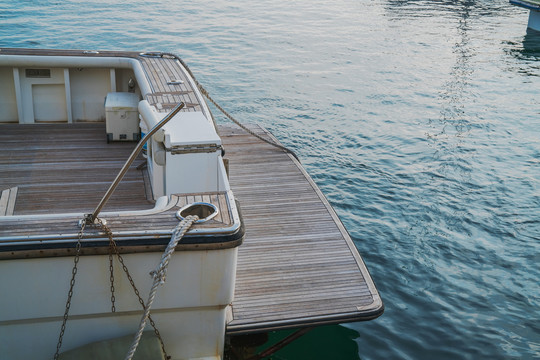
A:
[124,214,199,360]
[159,52,301,162]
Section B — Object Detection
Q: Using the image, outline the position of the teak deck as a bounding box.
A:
[220,124,383,333]
[0,123,153,215]
[0,48,382,333]
[0,122,382,331]
[139,56,203,113]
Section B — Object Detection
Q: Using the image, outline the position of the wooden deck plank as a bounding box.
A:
[0,116,381,333]
[161,58,200,106]
[149,57,169,93]
[0,191,233,247]
[0,48,381,333]
[219,124,382,334]
[139,58,159,93]
[140,56,202,113]
[0,123,153,215]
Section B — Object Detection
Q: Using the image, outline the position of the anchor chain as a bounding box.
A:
[97,218,170,360]
[53,220,85,360]
[108,240,116,313]
[54,218,170,360]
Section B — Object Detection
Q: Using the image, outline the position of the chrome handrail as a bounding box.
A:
[84,102,185,225]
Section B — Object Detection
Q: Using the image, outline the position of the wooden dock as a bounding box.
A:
[220,124,383,334]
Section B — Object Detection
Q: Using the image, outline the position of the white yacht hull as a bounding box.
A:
[0,248,238,359]
[0,49,244,359]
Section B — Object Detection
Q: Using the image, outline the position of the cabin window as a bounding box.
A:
[25,69,51,78]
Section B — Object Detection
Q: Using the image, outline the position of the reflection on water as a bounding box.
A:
[433,0,475,139]
[506,28,540,55]
[518,29,540,61]
[384,0,509,18]
[505,29,540,76]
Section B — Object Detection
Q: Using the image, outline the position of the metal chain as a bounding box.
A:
[53,218,170,359]
[53,221,86,360]
[108,241,116,313]
[96,218,170,360]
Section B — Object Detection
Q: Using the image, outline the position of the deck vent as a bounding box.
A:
[25,69,50,78]
[176,202,219,223]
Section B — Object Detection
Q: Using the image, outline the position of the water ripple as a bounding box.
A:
[1,0,539,358]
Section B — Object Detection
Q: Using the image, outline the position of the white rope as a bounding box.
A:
[125,215,199,360]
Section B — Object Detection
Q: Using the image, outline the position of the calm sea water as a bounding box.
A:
[1,0,539,359]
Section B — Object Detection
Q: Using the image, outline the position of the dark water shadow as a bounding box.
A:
[504,27,540,76]
[522,28,540,58]
[254,325,362,360]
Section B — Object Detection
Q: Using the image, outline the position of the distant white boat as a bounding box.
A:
[510,0,540,31]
